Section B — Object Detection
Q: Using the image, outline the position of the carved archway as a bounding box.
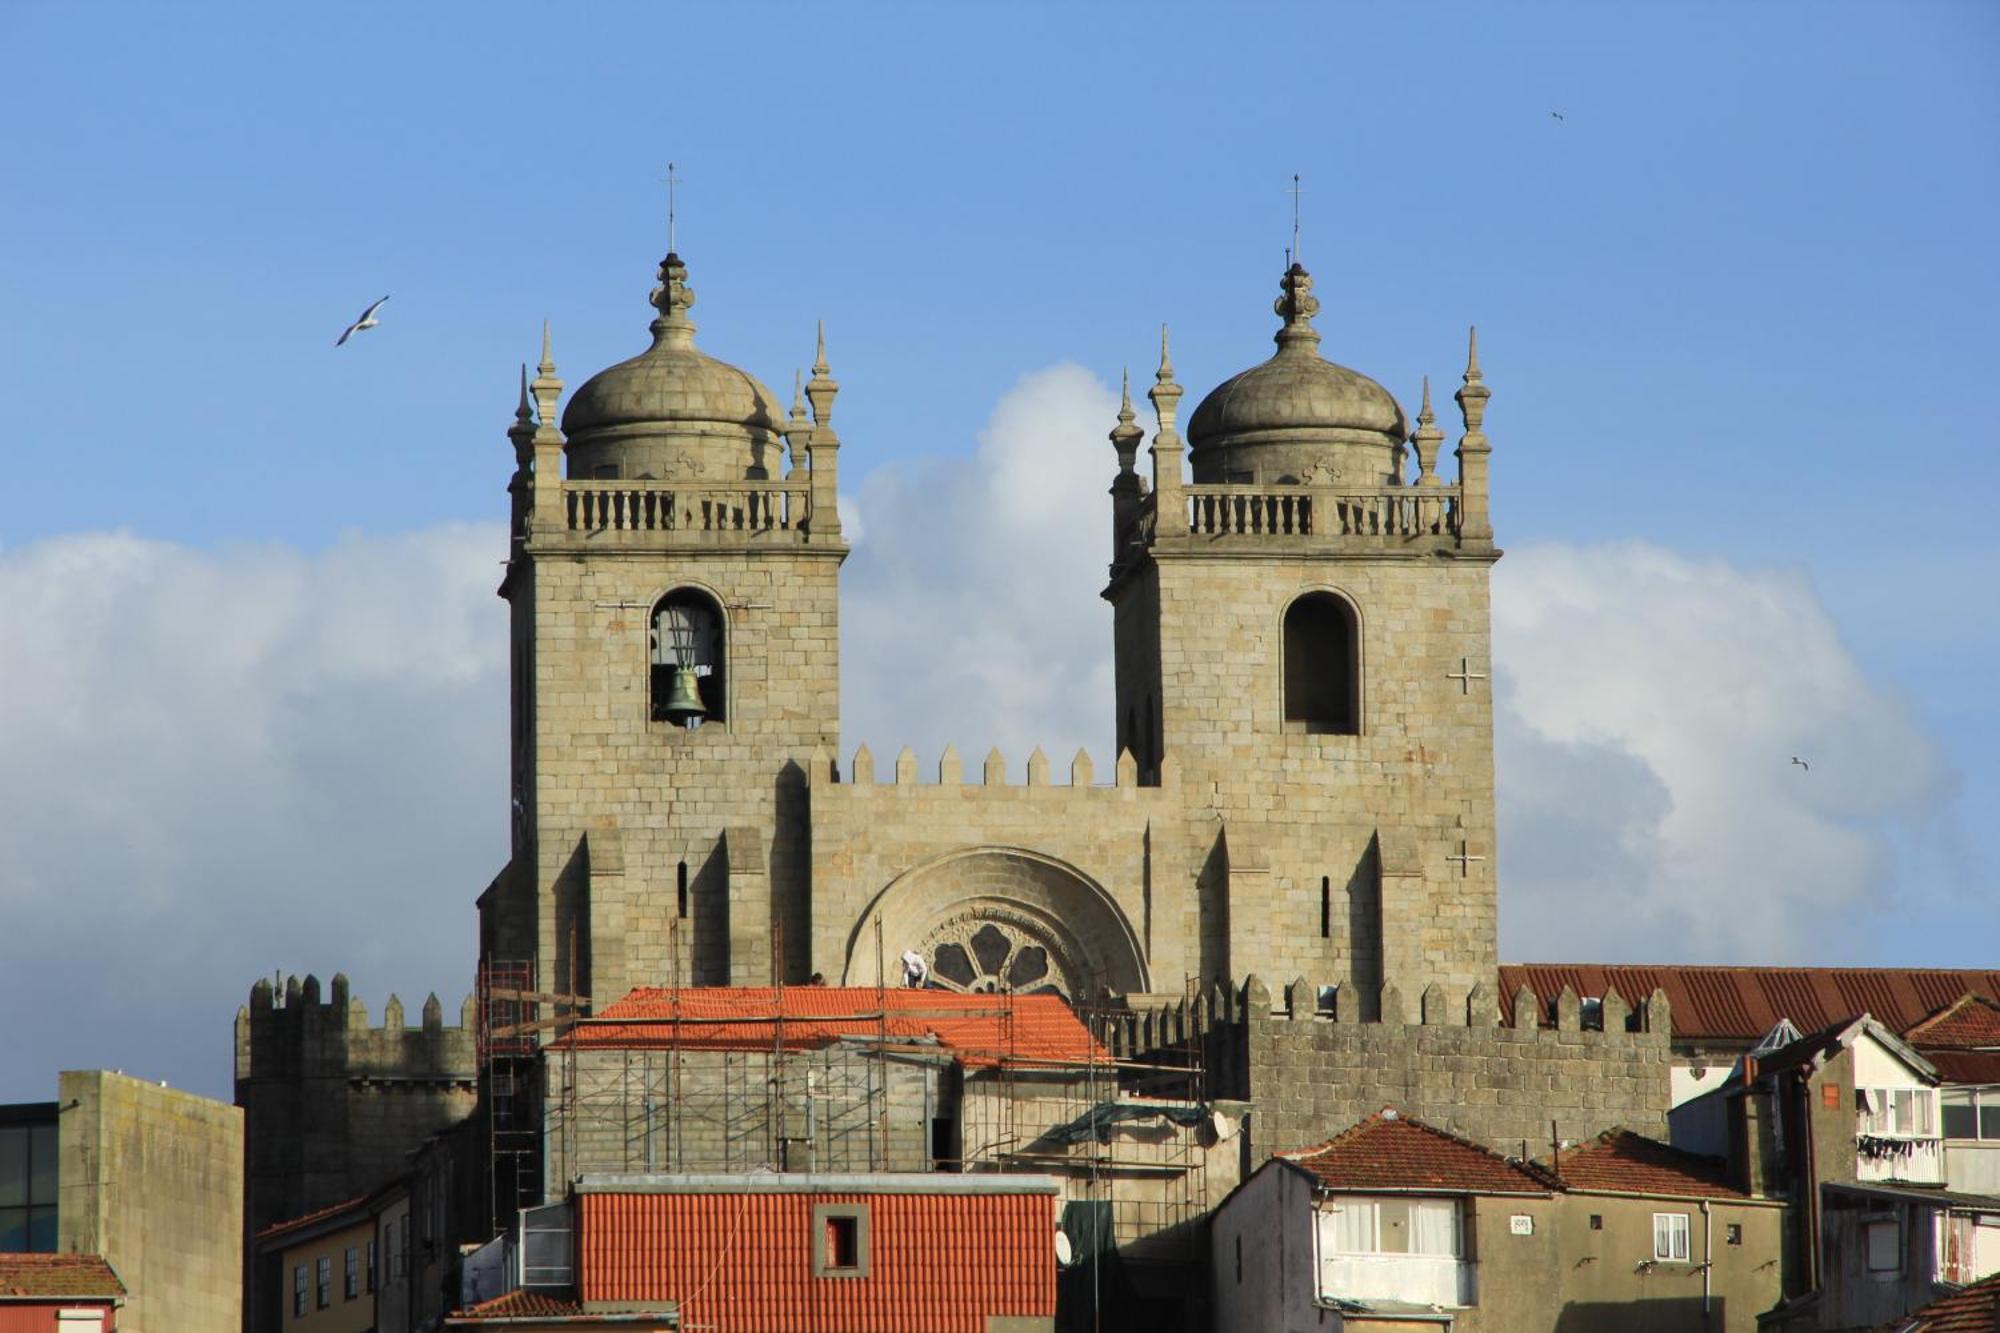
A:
[841,848,1148,1001]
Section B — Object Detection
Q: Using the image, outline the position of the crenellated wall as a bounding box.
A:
[1099,975,1673,1166]
[803,746,1191,998]
[234,973,477,1232]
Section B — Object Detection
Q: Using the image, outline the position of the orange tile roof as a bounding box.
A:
[254,1192,372,1243]
[1551,1130,1748,1200]
[449,1288,588,1320]
[577,1187,1055,1332]
[1906,994,2000,1050]
[0,1254,125,1300]
[1281,1112,1558,1195]
[1879,1268,2000,1331]
[563,987,1108,1069]
[1498,965,2000,1043]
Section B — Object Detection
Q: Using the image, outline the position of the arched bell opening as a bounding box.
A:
[650,588,726,728]
[1283,590,1361,735]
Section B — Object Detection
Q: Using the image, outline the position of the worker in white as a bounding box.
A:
[900,949,929,988]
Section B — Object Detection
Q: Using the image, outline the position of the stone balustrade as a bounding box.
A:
[562,479,811,534]
[807,744,1165,790]
[1181,483,1461,538]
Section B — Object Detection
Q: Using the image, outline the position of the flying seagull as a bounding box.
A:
[1791,756,1809,771]
[1550,110,1565,122]
[336,296,389,346]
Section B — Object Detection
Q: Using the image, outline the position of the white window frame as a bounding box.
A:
[1942,1088,2000,1141]
[1652,1212,1691,1263]
[1858,1086,1936,1138]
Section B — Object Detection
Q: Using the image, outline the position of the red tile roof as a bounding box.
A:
[0,1254,125,1300]
[448,1288,589,1321]
[1280,1112,1558,1195]
[1552,1130,1748,1200]
[1498,965,2000,1043]
[254,1193,371,1244]
[577,1187,1056,1332]
[1928,1051,2000,1085]
[563,987,1108,1069]
[1907,995,2000,1050]
[1880,1268,2000,1331]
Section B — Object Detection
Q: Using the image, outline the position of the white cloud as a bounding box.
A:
[0,371,1959,1100]
[1493,542,1955,961]
[840,363,1120,773]
[0,526,508,1102]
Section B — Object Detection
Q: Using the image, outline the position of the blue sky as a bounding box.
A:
[1,2,1994,1100]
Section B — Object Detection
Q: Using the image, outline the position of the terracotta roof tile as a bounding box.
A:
[0,1254,125,1299]
[1906,994,2000,1050]
[1498,965,2000,1043]
[1552,1130,1747,1200]
[1878,1268,2000,1331]
[255,1192,372,1243]
[577,1187,1055,1332]
[453,1288,587,1318]
[1928,1051,2000,1085]
[563,987,1107,1069]
[1281,1112,1558,1195]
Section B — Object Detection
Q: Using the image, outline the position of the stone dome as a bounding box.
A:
[560,254,789,482]
[1186,265,1409,487]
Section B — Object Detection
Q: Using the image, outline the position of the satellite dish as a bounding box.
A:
[1211,1110,1237,1141]
[1054,1231,1075,1267]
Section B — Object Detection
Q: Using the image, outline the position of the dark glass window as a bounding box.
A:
[826,1215,859,1269]
[293,1264,307,1317]
[345,1245,359,1299]
[316,1255,331,1308]
[0,1120,58,1253]
[1282,593,1359,734]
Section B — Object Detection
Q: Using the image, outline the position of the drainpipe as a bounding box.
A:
[1700,1198,1712,1322]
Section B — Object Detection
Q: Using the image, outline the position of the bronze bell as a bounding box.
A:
[662,667,707,727]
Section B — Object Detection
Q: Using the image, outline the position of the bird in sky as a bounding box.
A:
[335,296,389,346]
[1550,110,1565,122]
[1791,756,1810,771]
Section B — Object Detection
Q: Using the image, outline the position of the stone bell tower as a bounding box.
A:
[1103,262,1500,1016]
[483,251,847,1006]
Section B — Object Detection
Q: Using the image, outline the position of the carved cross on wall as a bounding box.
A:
[1447,657,1488,694]
[1447,840,1485,877]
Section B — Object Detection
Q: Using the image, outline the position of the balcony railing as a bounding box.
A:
[562,480,810,534]
[1180,484,1460,538]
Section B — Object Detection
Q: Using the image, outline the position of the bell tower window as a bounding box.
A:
[1283,591,1359,734]
[651,590,725,727]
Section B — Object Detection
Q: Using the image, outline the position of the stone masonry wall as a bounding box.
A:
[544,1044,940,1194]
[1125,550,1501,1005]
[234,974,476,1232]
[509,542,843,1005]
[1105,976,1672,1166]
[58,1069,244,1333]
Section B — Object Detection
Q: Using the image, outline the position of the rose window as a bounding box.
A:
[923,920,1067,998]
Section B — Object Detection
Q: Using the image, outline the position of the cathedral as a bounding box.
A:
[481,246,1501,1019]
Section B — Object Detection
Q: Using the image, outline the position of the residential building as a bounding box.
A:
[1211,1111,1784,1331]
[446,1173,1059,1333]
[0,1254,125,1332]
[2,1071,241,1333]
[1905,995,2000,1196]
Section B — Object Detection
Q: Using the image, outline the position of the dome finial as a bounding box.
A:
[1110,367,1143,469]
[1455,325,1490,435]
[1273,262,1321,354]
[1412,375,1444,483]
[1149,325,1183,438]
[647,252,698,349]
[806,321,839,428]
[530,322,564,437]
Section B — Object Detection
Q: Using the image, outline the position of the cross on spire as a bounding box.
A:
[1285,174,1303,266]
[663,162,680,253]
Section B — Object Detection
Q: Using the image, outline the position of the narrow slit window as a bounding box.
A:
[676,861,689,919]
[1283,592,1359,734]
[1320,876,1331,938]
